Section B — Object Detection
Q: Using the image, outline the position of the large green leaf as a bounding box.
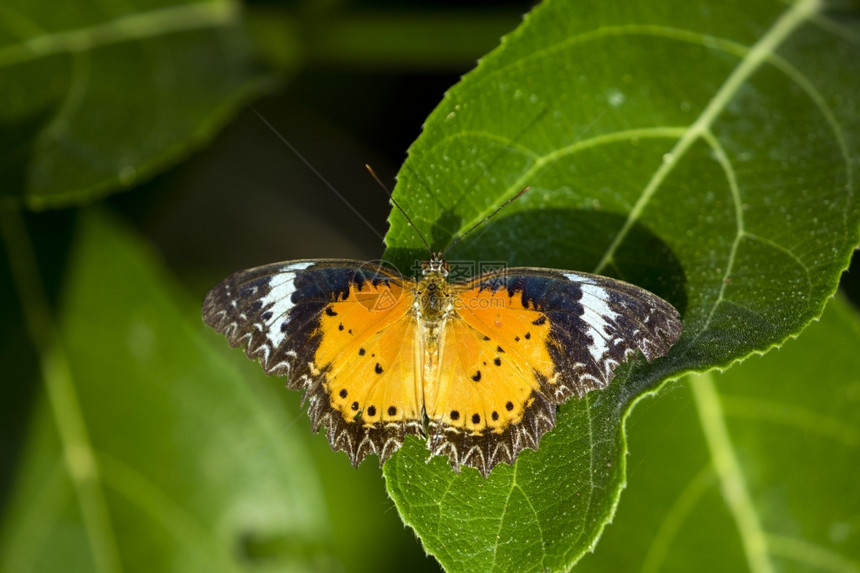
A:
[0,210,333,572]
[383,0,860,570]
[576,296,860,572]
[0,0,272,209]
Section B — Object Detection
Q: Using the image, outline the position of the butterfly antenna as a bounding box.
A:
[442,186,530,257]
[365,164,432,255]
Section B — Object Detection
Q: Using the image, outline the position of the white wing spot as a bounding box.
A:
[566,277,619,367]
[261,262,314,348]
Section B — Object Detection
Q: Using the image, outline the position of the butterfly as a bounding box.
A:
[202,223,682,477]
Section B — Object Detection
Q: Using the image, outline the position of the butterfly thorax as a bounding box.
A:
[416,253,455,326]
[415,272,453,323]
[414,260,457,380]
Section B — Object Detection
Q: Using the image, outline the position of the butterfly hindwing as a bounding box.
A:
[426,268,682,476]
[426,308,556,476]
[202,260,424,467]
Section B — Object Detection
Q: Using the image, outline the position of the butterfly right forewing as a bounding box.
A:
[424,267,682,476]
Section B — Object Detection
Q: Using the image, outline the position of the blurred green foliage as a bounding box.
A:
[576,296,860,572]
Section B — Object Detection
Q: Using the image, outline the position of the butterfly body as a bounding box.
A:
[203,255,682,477]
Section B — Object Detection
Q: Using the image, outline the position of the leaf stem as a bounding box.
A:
[690,372,772,573]
[0,208,122,573]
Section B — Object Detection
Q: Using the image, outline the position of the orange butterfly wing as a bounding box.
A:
[313,274,423,463]
[426,269,682,476]
[202,260,423,467]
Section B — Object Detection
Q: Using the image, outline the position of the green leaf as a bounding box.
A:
[0,210,334,572]
[383,0,860,570]
[0,0,274,209]
[575,296,860,572]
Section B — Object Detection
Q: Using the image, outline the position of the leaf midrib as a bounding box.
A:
[594,0,822,274]
[440,0,824,278]
[691,372,772,573]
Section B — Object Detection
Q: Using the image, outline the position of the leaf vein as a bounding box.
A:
[720,395,860,448]
[766,533,860,573]
[691,372,773,573]
[447,127,688,243]
[640,466,717,573]
[593,0,822,274]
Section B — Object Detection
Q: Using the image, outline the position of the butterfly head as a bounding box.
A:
[422,253,449,278]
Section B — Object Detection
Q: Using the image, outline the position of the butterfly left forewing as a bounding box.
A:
[203,260,424,467]
[312,285,424,466]
[426,268,682,476]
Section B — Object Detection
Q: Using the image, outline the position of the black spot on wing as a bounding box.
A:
[428,390,556,478]
[306,376,425,471]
